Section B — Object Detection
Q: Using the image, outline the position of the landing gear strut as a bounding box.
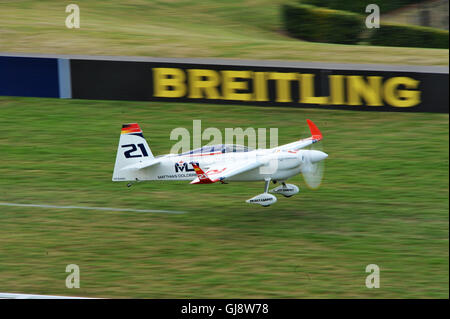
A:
[264,178,271,193]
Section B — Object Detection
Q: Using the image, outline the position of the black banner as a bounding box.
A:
[70,59,449,113]
[0,298,446,318]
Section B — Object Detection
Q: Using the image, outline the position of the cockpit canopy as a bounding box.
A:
[179,144,253,156]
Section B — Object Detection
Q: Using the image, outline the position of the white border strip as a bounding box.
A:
[0,292,93,299]
[0,202,186,214]
[1,52,448,74]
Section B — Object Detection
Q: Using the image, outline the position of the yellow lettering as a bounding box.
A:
[153,68,186,98]
[329,75,345,105]
[269,72,296,102]
[253,72,268,102]
[300,74,328,105]
[188,69,221,99]
[347,76,383,106]
[221,70,252,101]
[384,77,421,107]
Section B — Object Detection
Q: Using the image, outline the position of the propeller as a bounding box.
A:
[300,121,327,189]
[302,143,327,189]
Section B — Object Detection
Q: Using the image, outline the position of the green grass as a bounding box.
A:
[0,96,448,298]
[0,0,448,65]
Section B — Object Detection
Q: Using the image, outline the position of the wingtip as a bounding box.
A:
[306,119,323,141]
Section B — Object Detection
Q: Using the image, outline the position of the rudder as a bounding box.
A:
[112,123,154,181]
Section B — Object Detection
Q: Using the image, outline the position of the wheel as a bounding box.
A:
[127,183,132,187]
[283,195,293,198]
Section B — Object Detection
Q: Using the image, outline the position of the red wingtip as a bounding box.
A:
[306,119,323,141]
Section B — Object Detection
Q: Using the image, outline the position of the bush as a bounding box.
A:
[368,23,449,49]
[282,4,364,44]
[302,0,422,14]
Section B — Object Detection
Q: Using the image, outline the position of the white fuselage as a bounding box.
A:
[113,121,327,206]
[128,148,309,183]
[112,120,328,204]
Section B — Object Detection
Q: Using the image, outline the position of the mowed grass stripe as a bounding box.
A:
[0,202,186,214]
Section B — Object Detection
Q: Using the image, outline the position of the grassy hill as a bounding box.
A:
[0,96,448,298]
[0,0,448,65]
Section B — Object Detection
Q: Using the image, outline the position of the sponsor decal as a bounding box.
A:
[158,173,196,179]
[250,198,271,203]
[153,67,421,109]
[70,59,448,112]
[174,161,199,173]
[273,188,295,192]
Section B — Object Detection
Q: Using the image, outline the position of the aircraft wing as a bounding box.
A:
[274,137,317,151]
[190,160,263,184]
[274,119,323,151]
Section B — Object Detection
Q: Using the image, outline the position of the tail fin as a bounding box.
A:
[112,123,154,181]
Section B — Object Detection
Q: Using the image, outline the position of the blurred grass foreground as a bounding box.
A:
[0,97,448,298]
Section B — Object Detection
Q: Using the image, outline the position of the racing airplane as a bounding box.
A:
[112,120,328,206]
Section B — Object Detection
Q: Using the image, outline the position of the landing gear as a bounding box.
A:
[126,178,140,188]
[246,178,277,207]
[281,182,292,197]
[270,182,300,198]
[246,179,299,206]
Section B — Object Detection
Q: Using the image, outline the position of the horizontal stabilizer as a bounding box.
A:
[121,158,161,170]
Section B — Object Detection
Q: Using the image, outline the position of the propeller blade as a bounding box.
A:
[302,144,327,190]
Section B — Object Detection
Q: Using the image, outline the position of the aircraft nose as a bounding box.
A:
[309,150,328,163]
